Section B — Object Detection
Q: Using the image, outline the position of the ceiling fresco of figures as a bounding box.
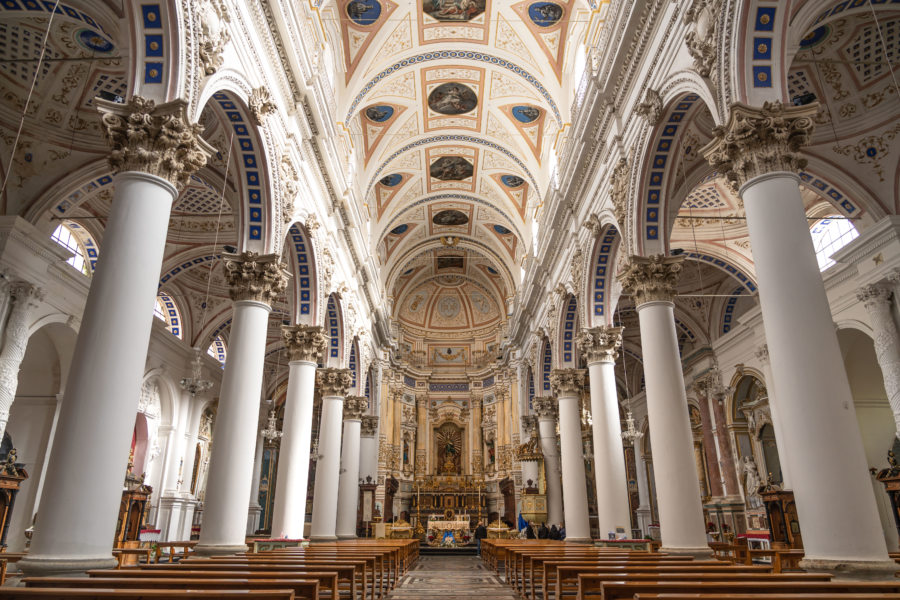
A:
[320,0,607,344]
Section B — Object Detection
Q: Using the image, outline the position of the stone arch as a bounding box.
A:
[538,337,553,395]
[349,337,360,394]
[126,0,185,102]
[324,293,345,367]
[557,294,580,369]
[284,222,318,325]
[586,223,622,326]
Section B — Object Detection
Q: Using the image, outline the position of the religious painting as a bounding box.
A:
[512,105,541,123]
[430,156,474,181]
[528,2,563,27]
[380,173,402,186]
[422,0,486,22]
[346,0,382,25]
[389,224,409,235]
[427,83,478,115]
[432,209,469,226]
[365,104,394,122]
[436,255,464,270]
[436,423,463,474]
[501,174,525,188]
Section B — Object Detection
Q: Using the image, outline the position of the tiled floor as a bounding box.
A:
[387,555,517,599]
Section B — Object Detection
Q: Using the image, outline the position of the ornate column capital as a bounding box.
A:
[532,396,558,420]
[415,393,428,409]
[521,415,538,438]
[343,396,369,420]
[282,325,327,363]
[97,96,212,191]
[361,415,379,436]
[316,368,352,397]
[857,284,893,309]
[702,101,818,191]
[10,282,44,309]
[577,326,624,364]
[618,254,684,306]
[224,251,290,305]
[550,368,586,397]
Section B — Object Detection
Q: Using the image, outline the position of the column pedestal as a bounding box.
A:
[310,369,352,541]
[551,370,591,542]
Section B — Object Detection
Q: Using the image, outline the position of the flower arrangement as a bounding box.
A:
[721,523,731,533]
[706,521,717,532]
[462,535,470,543]
[427,535,435,542]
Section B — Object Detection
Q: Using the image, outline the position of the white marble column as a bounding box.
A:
[20,97,209,577]
[247,433,265,536]
[754,346,793,488]
[532,397,563,527]
[578,326,632,537]
[0,282,43,441]
[195,252,289,555]
[336,396,368,539]
[704,102,894,573]
[270,325,327,539]
[619,255,709,556]
[858,285,900,437]
[310,368,352,541]
[360,416,379,484]
[550,370,591,542]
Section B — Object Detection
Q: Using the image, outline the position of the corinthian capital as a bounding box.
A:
[343,396,369,420]
[577,326,624,365]
[10,282,44,310]
[97,96,212,190]
[618,254,684,305]
[702,101,818,191]
[224,252,289,305]
[361,415,379,436]
[282,325,327,363]
[549,368,586,396]
[316,367,352,397]
[531,396,558,420]
[857,284,892,309]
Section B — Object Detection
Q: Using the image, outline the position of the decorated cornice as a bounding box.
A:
[361,415,379,436]
[343,396,369,420]
[576,326,624,365]
[702,101,818,191]
[97,96,212,191]
[224,252,290,305]
[282,325,328,363]
[549,369,586,396]
[618,254,684,306]
[531,396,558,420]
[316,367,352,397]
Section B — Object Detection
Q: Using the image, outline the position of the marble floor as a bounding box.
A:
[387,555,517,599]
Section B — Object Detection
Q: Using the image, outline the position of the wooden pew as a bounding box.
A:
[0,591,295,599]
[634,595,900,600]
[576,572,832,600]
[584,580,900,600]
[90,569,340,600]
[113,548,153,568]
[153,541,197,563]
[24,577,318,600]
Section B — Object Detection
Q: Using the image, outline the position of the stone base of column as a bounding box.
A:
[563,538,593,544]
[18,556,118,578]
[309,535,339,543]
[659,546,714,559]
[247,504,262,536]
[192,543,248,557]
[799,558,899,580]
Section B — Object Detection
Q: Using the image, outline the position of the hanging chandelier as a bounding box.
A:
[180,350,213,397]
[261,408,282,442]
[621,410,643,445]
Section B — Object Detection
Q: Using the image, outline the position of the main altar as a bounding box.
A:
[412,474,485,546]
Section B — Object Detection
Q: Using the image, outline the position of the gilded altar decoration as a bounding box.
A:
[436,423,462,474]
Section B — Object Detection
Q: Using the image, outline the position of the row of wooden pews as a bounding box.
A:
[481,539,900,600]
[0,539,417,600]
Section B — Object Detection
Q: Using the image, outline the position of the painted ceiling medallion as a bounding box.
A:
[493,224,511,234]
[432,209,469,226]
[437,255,465,269]
[365,105,394,122]
[430,157,474,181]
[346,0,382,25]
[422,0,486,22]
[390,224,409,235]
[428,83,478,115]
[512,106,541,123]
[528,2,563,27]
[501,174,525,188]
[380,173,403,186]
[799,25,830,50]
[77,29,115,53]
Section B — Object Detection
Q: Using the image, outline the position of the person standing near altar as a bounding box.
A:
[474,521,487,556]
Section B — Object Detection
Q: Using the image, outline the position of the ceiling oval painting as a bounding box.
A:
[528,2,564,27]
[427,83,478,115]
[390,224,409,235]
[501,174,525,188]
[430,157,474,181]
[432,209,469,226]
[422,0,486,22]
[365,105,394,122]
[346,0,382,25]
[512,106,541,123]
[380,173,403,186]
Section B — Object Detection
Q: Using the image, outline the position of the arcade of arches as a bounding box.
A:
[0,0,898,581]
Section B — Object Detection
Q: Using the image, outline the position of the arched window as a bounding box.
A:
[207,335,227,366]
[51,222,98,275]
[810,216,859,271]
[153,293,183,339]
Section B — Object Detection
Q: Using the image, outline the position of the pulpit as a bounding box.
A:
[876,451,900,549]
[760,485,802,550]
[357,476,378,537]
[115,471,153,565]
[0,450,27,549]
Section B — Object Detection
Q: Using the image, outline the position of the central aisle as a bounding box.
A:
[388,555,517,599]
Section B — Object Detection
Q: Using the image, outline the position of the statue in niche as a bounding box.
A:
[436,423,462,474]
[403,440,409,465]
[487,440,495,465]
[741,455,762,507]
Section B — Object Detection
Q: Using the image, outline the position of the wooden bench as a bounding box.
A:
[576,572,832,600]
[152,541,197,563]
[633,595,900,600]
[0,591,295,599]
[584,580,900,600]
[25,577,318,600]
[177,559,362,599]
[113,548,153,568]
